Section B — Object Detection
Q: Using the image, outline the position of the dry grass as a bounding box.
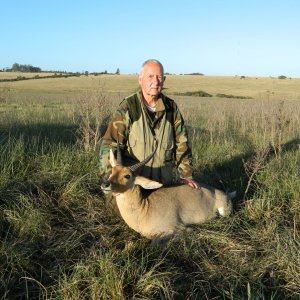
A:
[167,75,300,100]
[1,73,300,101]
[0,74,137,98]
[0,72,56,79]
[1,74,300,298]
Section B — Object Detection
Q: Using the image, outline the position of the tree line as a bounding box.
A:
[6,63,42,73]
[1,63,121,75]
[0,63,121,83]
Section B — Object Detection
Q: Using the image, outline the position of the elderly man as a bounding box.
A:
[99,59,199,189]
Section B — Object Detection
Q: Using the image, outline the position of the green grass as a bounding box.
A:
[1,75,300,298]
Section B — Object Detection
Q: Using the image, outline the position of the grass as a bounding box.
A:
[0,72,56,79]
[1,74,300,298]
[2,72,300,100]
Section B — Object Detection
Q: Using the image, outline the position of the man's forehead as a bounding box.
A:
[144,63,163,71]
[143,68,163,75]
[144,70,163,75]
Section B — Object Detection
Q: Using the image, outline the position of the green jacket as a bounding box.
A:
[99,91,194,185]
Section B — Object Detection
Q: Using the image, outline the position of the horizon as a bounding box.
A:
[1,68,298,79]
[1,63,298,79]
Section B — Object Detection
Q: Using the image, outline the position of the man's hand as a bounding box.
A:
[180,178,201,189]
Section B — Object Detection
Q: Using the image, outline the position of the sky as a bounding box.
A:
[1,0,300,77]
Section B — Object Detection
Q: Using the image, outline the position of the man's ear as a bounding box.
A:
[138,73,142,85]
[135,176,163,189]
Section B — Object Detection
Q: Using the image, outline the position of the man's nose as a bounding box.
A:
[151,76,161,84]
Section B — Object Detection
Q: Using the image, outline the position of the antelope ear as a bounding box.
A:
[134,176,163,189]
[109,149,117,167]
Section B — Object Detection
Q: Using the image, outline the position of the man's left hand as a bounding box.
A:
[180,178,201,189]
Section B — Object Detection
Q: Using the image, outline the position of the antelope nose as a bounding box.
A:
[101,180,111,189]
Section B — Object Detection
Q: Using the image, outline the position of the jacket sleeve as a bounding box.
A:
[99,101,129,178]
[172,102,194,179]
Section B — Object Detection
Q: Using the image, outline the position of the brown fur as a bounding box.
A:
[101,150,234,245]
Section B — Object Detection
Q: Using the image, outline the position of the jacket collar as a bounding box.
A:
[138,90,166,113]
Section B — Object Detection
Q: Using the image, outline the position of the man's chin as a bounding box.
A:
[149,91,161,97]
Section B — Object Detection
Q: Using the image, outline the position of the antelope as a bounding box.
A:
[101,140,235,245]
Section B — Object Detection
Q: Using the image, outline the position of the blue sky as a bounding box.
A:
[1,0,299,77]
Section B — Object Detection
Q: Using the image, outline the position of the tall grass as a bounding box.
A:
[1,77,300,298]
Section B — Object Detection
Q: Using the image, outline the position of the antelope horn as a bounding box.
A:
[116,131,123,166]
[129,139,158,173]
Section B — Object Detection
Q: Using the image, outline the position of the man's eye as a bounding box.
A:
[124,174,131,179]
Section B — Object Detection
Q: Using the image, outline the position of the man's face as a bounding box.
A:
[138,62,165,99]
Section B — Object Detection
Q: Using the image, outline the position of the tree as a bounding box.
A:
[12,63,20,72]
[115,68,120,75]
[10,63,41,72]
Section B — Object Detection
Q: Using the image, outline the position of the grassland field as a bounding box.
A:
[1,72,300,99]
[1,73,300,299]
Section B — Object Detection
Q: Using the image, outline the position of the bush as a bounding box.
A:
[216,93,253,99]
[175,90,212,97]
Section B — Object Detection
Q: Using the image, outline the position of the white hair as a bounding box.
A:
[140,59,164,75]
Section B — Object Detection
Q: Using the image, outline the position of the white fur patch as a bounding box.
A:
[218,207,225,216]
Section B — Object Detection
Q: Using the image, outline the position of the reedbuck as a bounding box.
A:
[101,140,235,245]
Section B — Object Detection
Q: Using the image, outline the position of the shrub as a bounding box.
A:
[175,90,212,97]
[216,93,253,99]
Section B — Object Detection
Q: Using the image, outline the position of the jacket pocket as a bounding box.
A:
[127,135,144,160]
[163,141,174,162]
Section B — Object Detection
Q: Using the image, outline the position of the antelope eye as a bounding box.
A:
[124,174,131,179]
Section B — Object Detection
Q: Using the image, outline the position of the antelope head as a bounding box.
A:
[101,137,162,196]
